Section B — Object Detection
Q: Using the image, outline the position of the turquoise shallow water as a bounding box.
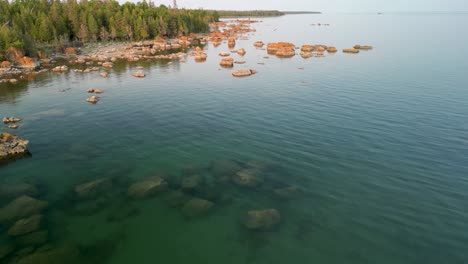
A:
[1,13,468,263]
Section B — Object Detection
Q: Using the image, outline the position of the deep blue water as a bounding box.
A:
[1,13,468,263]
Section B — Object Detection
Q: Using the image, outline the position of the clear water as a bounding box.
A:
[1,13,468,263]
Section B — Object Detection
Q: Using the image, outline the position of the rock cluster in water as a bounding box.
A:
[0,132,29,159]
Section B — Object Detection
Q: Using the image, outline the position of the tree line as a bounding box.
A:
[0,0,219,57]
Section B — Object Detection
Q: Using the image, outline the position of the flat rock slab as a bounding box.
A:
[0,133,29,159]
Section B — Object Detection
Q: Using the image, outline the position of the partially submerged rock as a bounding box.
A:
[220,57,234,67]
[74,178,110,199]
[343,48,359,54]
[301,45,314,52]
[86,96,99,103]
[0,133,29,159]
[99,72,108,78]
[242,209,281,231]
[2,117,22,123]
[8,214,43,236]
[102,62,113,68]
[232,69,257,77]
[182,198,214,217]
[219,52,230,57]
[354,45,373,50]
[127,176,168,199]
[52,65,69,72]
[86,88,104,94]
[0,195,48,223]
[267,42,295,56]
[253,41,264,47]
[132,72,145,78]
[232,169,263,188]
[8,125,19,129]
[236,48,246,56]
[327,46,338,52]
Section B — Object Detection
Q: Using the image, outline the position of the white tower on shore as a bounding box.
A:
[173,0,178,9]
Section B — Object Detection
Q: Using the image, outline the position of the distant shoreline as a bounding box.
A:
[213,10,322,18]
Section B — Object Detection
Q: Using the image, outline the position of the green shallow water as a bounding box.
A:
[1,13,468,263]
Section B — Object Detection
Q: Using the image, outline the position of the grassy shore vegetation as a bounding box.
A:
[0,0,219,57]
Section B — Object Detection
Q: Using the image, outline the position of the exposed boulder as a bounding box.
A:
[267,42,295,55]
[219,52,230,57]
[343,48,359,53]
[8,214,43,236]
[253,41,264,48]
[0,133,29,159]
[102,62,113,68]
[354,45,373,50]
[127,176,168,199]
[182,198,214,217]
[327,46,338,52]
[232,169,263,188]
[232,69,257,77]
[0,195,48,223]
[86,88,103,94]
[2,117,22,123]
[242,209,281,231]
[220,57,234,67]
[17,57,38,69]
[0,61,11,68]
[236,48,246,56]
[5,47,25,61]
[52,65,69,72]
[86,96,99,104]
[132,72,145,78]
[301,45,314,52]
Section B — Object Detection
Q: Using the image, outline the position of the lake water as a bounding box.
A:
[1,13,468,263]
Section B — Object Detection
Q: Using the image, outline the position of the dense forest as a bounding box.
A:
[214,10,284,17]
[0,0,219,56]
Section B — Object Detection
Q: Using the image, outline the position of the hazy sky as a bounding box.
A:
[151,0,468,12]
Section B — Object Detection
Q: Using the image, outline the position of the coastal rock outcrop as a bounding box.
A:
[0,133,29,159]
[242,209,281,231]
[232,69,257,77]
[127,176,168,199]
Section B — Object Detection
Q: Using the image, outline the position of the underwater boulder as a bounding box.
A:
[127,176,168,199]
[0,183,39,199]
[74,178,110,200]
[181,175,203,192]
[0,195,48,223]
[15,230,49,247]
[182,198,214,217]
[163,190,191,208]
[242,209,281,231]
[232,169,263,188]
[8,214,43,236]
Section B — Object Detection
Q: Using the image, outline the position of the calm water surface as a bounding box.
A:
[1,13,468,263]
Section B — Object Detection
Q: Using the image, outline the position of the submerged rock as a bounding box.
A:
[16,245,82,264]
[242,209,281,231]
[127,176,168,199]
[181,175,203,191]
[0,183,39,199]
[0,244,15,261]
[0,133,29,160]
[15,230,49,247]
[182,198,214,217]
[232,169,263,188]
[232,69,257,77]
[273,186,300,199]
[0,196,48,223]
[210,160,242,178]
[163,190,191,207]
[8,214,43,236]
[74,178,110,199]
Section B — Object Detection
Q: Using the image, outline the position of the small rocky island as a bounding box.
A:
[0,132,29,159]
